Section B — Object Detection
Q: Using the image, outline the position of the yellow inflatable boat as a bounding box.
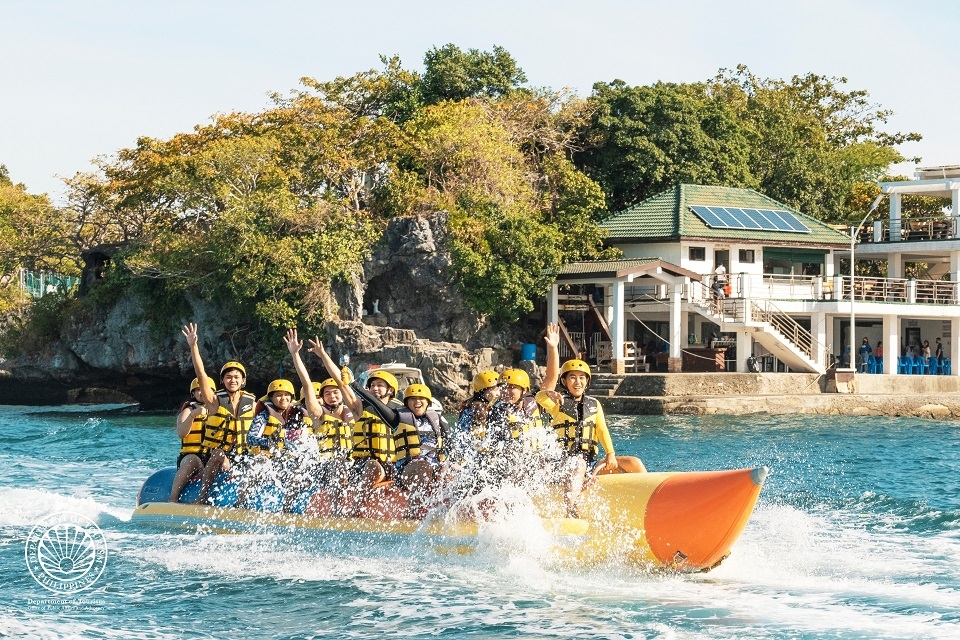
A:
[132,466,767,572]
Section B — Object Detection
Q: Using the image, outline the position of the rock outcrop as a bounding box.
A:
[0,212,520,409]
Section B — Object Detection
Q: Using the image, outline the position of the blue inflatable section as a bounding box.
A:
[137,467,318,513]
[137,467,239,507]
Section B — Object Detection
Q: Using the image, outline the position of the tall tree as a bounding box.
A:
[420,44,527,105]
[575,80,756,212]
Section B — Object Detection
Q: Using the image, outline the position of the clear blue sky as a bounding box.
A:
[2,0,957,201]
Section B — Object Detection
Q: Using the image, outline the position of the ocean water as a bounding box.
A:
[1,404,959,639]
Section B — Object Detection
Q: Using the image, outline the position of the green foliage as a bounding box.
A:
[0,290,78,357]
[421,44,527,105]
[576,66,919,222]
[576,80,756,212]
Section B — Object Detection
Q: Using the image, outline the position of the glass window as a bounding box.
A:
[739,249,755,263]
[689,247,706,261]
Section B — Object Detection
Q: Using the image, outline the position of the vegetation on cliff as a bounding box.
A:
[0,47,924,354]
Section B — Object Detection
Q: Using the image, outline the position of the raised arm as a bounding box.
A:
[182,323,218,414]
[284,328,323,419]
[350,382,399,429]
[307,336,362,418]
[540,322,561,391]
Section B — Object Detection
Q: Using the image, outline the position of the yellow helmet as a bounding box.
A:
[220,361,246,377]
[190,377,216,393]
[366,370,398,396]
[299,381,323,402]
[471,370,501,394]
[403,383,433,403]
[267,379,295,397]
[560,359,592,382]
[317,378,339,395]
[501,368,530,392]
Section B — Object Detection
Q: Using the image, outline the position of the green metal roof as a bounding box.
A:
[550,258,701,281]
[601,184,851,246]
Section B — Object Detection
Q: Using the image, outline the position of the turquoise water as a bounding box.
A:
[2,405,959,639]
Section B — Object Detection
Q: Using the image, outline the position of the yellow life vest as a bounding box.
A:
[351,410,397,465]
[545,393,602,462]
[178,401,208,457]
[313,409,353,458]
[394,409,446,463]
[488,395,547,451]
[248,402,312,456]
[201,390,256,455]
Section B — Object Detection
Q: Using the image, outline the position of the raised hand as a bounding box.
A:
[544,322,560,348]
[307,336,327,358]
[284,328,302,355]
[181,323,199,347]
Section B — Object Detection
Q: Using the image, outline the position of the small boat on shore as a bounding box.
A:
[355,362,444,412]
[132,465,767,572]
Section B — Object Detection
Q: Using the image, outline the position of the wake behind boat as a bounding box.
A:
[132,465,768,572]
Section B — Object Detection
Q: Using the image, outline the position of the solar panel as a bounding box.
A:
[690,205,810,233]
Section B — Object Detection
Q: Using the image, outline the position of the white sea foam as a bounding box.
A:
[0,487,130,526]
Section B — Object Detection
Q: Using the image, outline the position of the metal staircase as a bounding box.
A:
[689,282,827,374]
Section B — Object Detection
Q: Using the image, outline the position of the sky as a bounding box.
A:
[2,0,958,202]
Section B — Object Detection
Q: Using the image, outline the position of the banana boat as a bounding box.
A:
[132,466,766,572]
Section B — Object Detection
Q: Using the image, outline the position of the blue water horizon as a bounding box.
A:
[2,406,958,639]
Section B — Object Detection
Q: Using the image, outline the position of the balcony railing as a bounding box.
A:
[860,216,957,243]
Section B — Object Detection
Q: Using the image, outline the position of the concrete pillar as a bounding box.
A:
[547,283,559,324]
[823,318,840,365]
[890,192,902,242]
[906,279,917,304]
[950,251,960,283]
[833,274,844,301]
[951,317,959,377]
[889,252,903,279]
[668,282,683,372]
[883,314,898,375]
[812,312,828,368]
[610,279,626,374]
[736,330,751,373]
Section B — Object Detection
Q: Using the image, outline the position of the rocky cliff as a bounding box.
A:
[0,212,522,410]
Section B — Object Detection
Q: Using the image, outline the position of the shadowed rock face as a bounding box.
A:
[0,213,520,410]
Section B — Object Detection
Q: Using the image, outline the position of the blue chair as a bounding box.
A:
[870,355,883,374]
[944,358,952,375]
[929,358,940,375]
[913,355,928,375]
[897,356,911,374]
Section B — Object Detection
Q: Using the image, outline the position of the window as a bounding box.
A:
[689,247,705,261]
[739,249,755,263]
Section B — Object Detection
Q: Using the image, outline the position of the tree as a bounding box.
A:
[574,67,920,222]
[575,80,756,212]
[420,44,527,105]
[0,166,76,276]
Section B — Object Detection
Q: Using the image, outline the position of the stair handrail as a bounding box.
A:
[749,300,830,366]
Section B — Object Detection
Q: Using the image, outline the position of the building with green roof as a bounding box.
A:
[543,182,960,378]
[600,184,850,280]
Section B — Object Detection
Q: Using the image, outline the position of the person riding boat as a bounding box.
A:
[394,383,449,490]
[168,376,215,502]
[453,370,501,459]
[536,358,647,517]
[306,338,390,515]
[483,323,561,473]
[181,322,257,505]
[347,369,401,483]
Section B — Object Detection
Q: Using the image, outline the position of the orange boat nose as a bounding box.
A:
[644,467,767,570]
